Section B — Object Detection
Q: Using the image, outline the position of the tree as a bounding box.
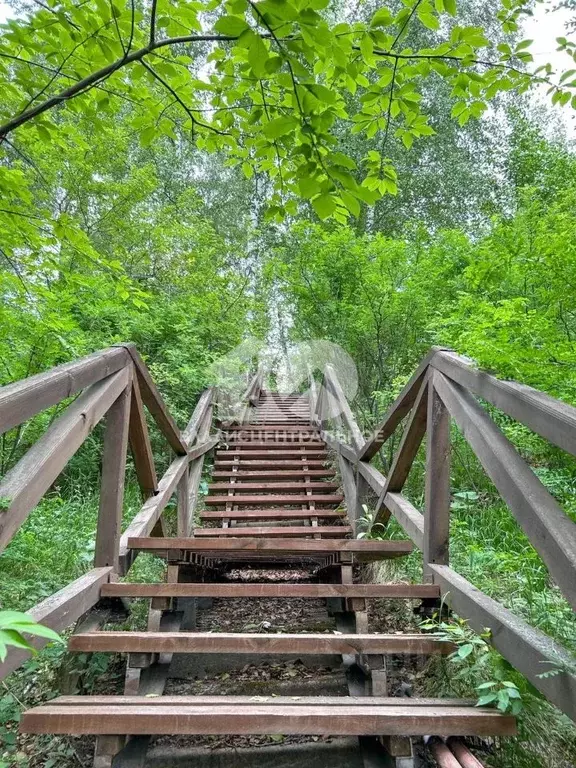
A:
[1,0,575,225]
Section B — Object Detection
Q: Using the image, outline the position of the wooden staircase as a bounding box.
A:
[20,388,515,767]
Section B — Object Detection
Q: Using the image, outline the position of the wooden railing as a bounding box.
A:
[0,343,217,679]
[313,347,576,723]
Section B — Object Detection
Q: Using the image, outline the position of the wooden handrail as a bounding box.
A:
[0,343,220,678]
[334,347,576,722]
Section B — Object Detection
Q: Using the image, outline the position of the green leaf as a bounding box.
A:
[312,193,337,219]
[340,190,360,217]
[457,643,474,659]
[370,8,393,27]
[263,116,298,139]
[476,693,497,706]
[214,15,249,36]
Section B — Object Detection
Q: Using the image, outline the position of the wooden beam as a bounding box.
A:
[358,349,442,461]
[0,368,130,554]
[116,344,187,455]
[101,583,440,599]
[21,698,515,737]
[356,462,425,549]
[118,455,188,574]
[188,435,219,460]
[95,382,132,571]
[200,508,346,519]
[432,350,576,457]
[128,375,157,499]
[204,494,344,506]
[429,563,576,722]
[0,346,129,436]
[69,632,451,655]
[373,375,429,526]
[434,372,576,611]
[423,373,451,579]
[182,389,213,446]
[193,525,351,537]
[324,365,364,452]
[0,567,112,680]
[128,537,413,555]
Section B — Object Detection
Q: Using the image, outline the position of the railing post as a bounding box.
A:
[95,375,132,572]
[424,372,451,581]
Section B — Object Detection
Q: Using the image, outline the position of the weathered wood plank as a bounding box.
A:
[128,375,157,499]
[21,700,515,737]
[373,375,429,526]
[127,537,413,555]
[200,508,346,519]
[204,494,344,506]
[208,482,340,491]
[0,346,129,435]
[428,563,576,722]
[358,349,443,461]
[194,525,351,537]
[432,349,576,456]
[0,368,130,554]
[95,382,132,571]
[117,344,187,455]
[355,462,424,548]
[434,372,576,611]
[212,469,336,479]
[101,582,440,599]
[118,455,188,574]
[0,568,112,680]
[69,632,451,655]
[176,470,190,539]
[188,435,219,460]
[423,373,451,579]
[43,695,479,707]
[324,365,364,452]
[182,389,213,446]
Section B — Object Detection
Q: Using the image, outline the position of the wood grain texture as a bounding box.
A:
[95,381,132,570]
[117,344,187,455]
[21,698,515,737]
[429,563,576,722]
[101,582,440,599]
[358,348,444,461]
[182,389,213,445]
[432,349,576,456]
[118,455,189,573]
[373,375,429,526]
[423,374,451,579]
[200,508,346,519]
[69,632,452,655]
[128,375,157,499]
[0,368,130,553]
[324,365,364,452]
[204,494,344,506]
[434,371,576,610]
[0,346,129,435]
[194,525,351,537]
[127,537,413,555]
[0,568,112,680]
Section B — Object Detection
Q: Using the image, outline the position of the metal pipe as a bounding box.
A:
[448,739,485,768]
[428,738,462,768]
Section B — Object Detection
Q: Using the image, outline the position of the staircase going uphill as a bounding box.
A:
[15,369,515,768]
[6,344,575,767]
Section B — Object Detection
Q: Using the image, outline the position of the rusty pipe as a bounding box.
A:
[428,738,462,768]
[447,738,485,768]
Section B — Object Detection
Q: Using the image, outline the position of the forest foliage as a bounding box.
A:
[1,0,576,765]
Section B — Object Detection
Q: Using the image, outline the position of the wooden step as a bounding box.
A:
[101,583,440,599]
[221,442,324,449]
[194,526,352,537]
[128,537,413,561]
[215,460,330,468]
[227,425,317,432]
[200,509,346,519]
[69,632,452,655]
[204,494,344,506]
[212,470,336,479]
[207,482,340,491]
[215,450,328,459]
[21,696,516,736]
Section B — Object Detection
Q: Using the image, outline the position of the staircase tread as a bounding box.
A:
[68,631,454,655]
[127,537,413,552]
[194,526,352,536]
[204,494,344,505]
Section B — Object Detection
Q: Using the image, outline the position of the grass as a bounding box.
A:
[363,427,576,768]
[0,482,167,768]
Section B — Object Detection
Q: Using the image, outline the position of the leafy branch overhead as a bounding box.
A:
[0,0,575,220]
